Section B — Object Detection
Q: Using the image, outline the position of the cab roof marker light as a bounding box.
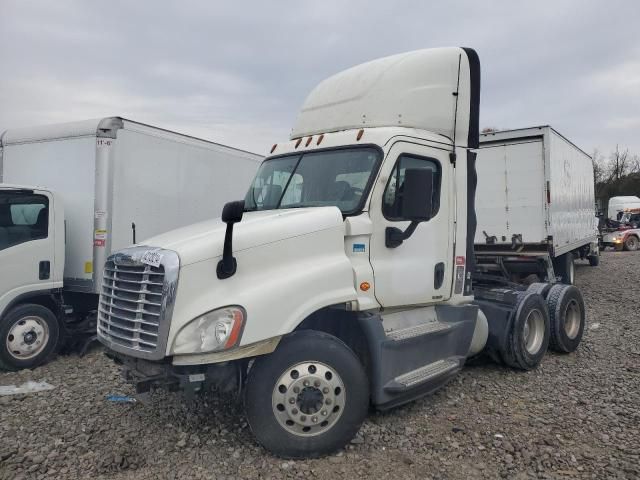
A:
[305,136,313,147]
[356,129,364,141]
[270,144,277,154]
[317,134,324,145]
[295,138,302,149]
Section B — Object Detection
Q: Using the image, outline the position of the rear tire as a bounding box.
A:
[244,330,369,458]
[546,284,585,353]
[526,282,552,298]
[501,293,550,371]
[588,254,600,266]
[553,253,575,284]
[623,235,639,251]
[0,304,60,371]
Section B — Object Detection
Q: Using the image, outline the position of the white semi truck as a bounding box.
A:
[99,48,587,458]
[0,118,262,370]
[475,127,599,285]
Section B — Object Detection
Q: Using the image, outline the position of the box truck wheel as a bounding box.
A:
[501,293,550,370]
[553,254,575,284]
[623,235,639,251]
[546,285,585,353]
[526,282,551,298]
[0,304,60,371]
[244,330,369,458]
[588,253,600,266]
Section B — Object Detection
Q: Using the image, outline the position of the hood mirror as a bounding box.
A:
[217,200,245,279]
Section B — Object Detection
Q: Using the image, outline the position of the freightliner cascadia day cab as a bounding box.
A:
[0,118,262,370]
[475,127,599,285]
[99,49,587,458]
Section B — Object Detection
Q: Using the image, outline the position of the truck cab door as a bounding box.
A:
[368,142,454,307]
[0,190,60,315]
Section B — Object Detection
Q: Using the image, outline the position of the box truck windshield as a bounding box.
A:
[244,147,381,214]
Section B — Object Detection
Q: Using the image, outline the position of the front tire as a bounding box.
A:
[624,235,639,251]
[0,304,60,371]
[546,285,585,353]
[245,330,369,458]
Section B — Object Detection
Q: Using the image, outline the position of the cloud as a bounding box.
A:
[1,0,639,156]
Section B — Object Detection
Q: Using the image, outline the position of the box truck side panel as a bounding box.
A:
[475,139,546,245]
[109,127,261,254]
[548,131,596,255]
[1,138,97,287]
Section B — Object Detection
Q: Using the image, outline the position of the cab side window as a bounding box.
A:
[382,154,441,221]
[0,193,49,251]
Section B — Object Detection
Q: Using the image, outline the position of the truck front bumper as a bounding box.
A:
[105,350,242,396]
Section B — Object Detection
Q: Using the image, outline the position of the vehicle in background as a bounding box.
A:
[617,209,640,228]
[602,227,640,251]
[0,118,262,370]
[475,127,599,284]
[100,48,587,458]
[608,196,640,221]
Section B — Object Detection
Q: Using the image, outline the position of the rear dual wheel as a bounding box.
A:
[546,284,585,353]
[501,293,550,370]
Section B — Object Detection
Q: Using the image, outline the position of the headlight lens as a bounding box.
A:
[171,306,245,355]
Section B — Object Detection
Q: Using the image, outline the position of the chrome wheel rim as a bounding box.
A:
[564,299,581,339]
[6,316,50,360]
[271,361,345,437]
[523,309,545,355]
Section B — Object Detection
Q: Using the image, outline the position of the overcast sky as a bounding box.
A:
[1,1,639,157]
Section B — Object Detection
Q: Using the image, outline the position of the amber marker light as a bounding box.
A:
[360,282,371,292]
[305,136,313,147]
[295,138,302,148]
[317,134,324,145]
[356,129,364,141]
[270,144,277,154]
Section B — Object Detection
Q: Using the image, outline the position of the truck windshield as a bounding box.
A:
[244,147,381,215]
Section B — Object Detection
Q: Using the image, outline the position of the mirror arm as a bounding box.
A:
[385,221,420,248]
[217,222,237,279]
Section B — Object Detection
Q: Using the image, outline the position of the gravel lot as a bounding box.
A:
[1,251,639,480]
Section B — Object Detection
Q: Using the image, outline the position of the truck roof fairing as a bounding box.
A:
[291,47,480,149]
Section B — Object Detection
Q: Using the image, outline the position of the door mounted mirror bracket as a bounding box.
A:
[385,221,419,248]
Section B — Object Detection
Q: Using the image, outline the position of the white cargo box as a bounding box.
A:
[0,117,262,292]
[474,126,596,257]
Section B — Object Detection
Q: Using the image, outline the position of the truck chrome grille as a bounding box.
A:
[97,248,179,360]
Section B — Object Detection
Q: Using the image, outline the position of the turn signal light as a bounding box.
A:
[360,282,371,292]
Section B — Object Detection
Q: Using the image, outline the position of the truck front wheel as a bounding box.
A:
[244,330,369,458]
[546,285,585,353]
[0,304,60,371]
[623,235,639,251]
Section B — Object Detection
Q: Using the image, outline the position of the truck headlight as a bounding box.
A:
[171,306,245,355]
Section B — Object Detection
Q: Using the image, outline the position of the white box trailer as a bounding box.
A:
[0,117,262,370]
[474,126,598,283]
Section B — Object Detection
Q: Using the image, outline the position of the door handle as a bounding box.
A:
[39,261,50,280]
[434,262,445,289]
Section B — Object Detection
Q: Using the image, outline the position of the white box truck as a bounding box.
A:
[0,117,262,370]
[99,49,588,458]
[474,127,599,284]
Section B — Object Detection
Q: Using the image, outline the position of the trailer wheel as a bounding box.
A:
[526,282,551,298]
[546,285,585,353]
[553,253,575,284]
[244,330,369,458]
[502,293,550,371]
[0,304,60,371]
[623,235,639,251]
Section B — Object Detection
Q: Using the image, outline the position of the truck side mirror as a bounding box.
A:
[400,168,434,221]
[386,168,434,248]
[217,200,245,279]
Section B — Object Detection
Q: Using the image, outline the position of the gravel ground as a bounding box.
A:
[1,251,639,480]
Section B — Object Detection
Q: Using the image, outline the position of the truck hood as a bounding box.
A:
[139,207,346,266]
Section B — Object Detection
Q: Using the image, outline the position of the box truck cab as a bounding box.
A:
[0,186,64,369]
[0,118,262,371]
[100,48,587,458]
